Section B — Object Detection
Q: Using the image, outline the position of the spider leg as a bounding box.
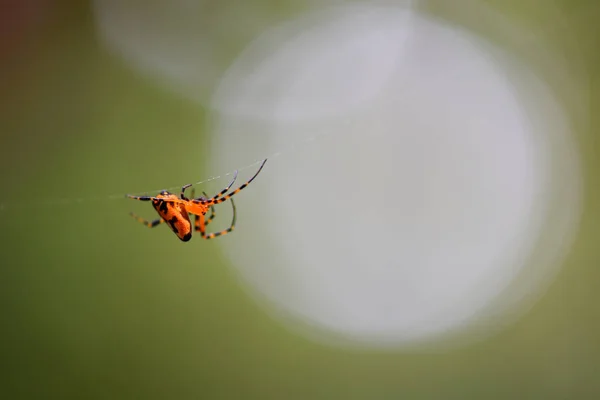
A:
[129,212,165,228]
[202,191,216,225]
[126,194,156,201]
[195,198,236,240]
[180,184,193,200]
[206,170,239,202]
[205,159,267,206]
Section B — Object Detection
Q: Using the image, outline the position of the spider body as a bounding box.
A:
[149,191,195,241]
[127,159,267,242]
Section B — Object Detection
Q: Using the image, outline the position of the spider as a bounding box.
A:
[126,159,267,242]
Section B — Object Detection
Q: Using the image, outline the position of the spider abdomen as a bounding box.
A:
[151,198,193,241]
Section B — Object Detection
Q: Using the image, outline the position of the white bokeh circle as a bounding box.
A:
[92,0,349,103]
[208,5,582,348]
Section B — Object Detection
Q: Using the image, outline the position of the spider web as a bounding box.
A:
[0,130,331,212]
[0,0,592,214]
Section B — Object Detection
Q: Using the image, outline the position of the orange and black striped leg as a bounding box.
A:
[205,171,239,203]
[195,198,236,240]
[202,191,216,226]
[126,194,156,201]
[208,159,267,206]
[180,184,192,200]
[129,212,165,228]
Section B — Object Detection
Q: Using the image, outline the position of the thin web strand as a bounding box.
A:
[0,131,326,212]
[0,1,590,212]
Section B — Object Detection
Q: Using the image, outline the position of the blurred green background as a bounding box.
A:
[1,0,599,398]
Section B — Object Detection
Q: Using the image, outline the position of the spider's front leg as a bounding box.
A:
[207,159,267,206]
[206,171,238,203]
[126,194,155,201]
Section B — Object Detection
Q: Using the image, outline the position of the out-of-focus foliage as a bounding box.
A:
[0,0,599,398]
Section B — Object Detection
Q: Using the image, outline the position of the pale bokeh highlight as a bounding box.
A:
[208,4,583,348]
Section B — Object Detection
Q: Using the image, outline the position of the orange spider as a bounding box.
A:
[127,159,267,242]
